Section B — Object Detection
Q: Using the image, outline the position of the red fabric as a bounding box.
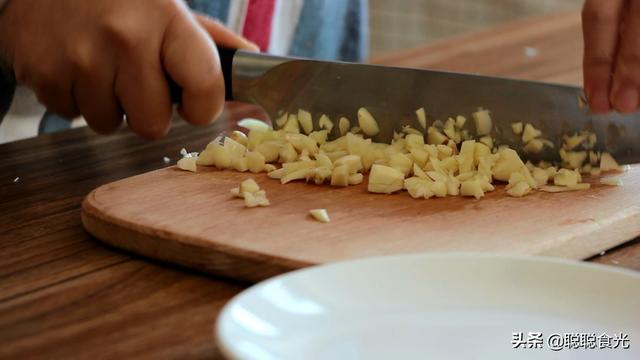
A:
[242,0,276,52]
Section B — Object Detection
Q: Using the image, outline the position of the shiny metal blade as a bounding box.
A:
[233,55,640,164]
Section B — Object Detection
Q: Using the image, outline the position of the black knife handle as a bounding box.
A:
[169,46,237,103]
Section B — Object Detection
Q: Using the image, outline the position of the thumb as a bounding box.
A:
[193,13,260,52]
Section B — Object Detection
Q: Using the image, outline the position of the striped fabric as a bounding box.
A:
[188,0,368,61]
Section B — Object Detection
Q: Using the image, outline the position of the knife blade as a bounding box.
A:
[217,49,640,165]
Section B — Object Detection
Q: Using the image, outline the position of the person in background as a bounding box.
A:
[0,0,638,140]
[0,0,367,138]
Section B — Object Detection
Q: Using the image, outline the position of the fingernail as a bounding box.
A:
[589,87,611,114]
[612,85,639,113]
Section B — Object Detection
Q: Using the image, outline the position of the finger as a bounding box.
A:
[193,13,260,52]
[610,1,640,113]
[25,58,79,118]
[582,0,625,113]
[162,11,225,126]
[33,79,80,119]
[114,44,172,139]
[74,67,124,135]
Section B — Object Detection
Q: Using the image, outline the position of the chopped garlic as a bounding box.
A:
[318,115,333,132]
[554,169,581,187]
[540,183,590,193]
[283,114,300,133]
[331,164,350,187]
[403,125,423,136]
[298,109,313,134]
[493,149,525,181]
[560,149,587,170]
[460,179,485,199]
[472,108,492,136]
[511,122,523,135]
[163,156,171,164]
[309,209,330,223]
[244,190,270,207]
[334,155,364,174]
[427,126,448,145]
[254,142,280,162]
[198,143,230,168]
[240,178,260,194]
[521,123,542,143]
[224,137,247,159]
[348,173,364,185]
[368,164,404,194]
[267,168,284,180]
[338,117,350,136]
[177,157,197,172]
[563,132,588,151]
[600,153,620,172]
[231,179,270,207]
[478,136,493,149]
[274,112,288,128]
[246,151,266,173]
[416,107,427,129]
[524,139,544,154]
[600,177,623,186]
[230,130,248,146]
[182,109,623,206]
[507,181,532,197]
[357,107,380,137]
[233,157,249,172]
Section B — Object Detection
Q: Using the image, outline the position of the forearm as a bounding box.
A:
[0,0,14,121]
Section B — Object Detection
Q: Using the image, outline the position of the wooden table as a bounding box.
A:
[1,11,639,359]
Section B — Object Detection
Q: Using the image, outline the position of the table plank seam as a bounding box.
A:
[0,258,131,305]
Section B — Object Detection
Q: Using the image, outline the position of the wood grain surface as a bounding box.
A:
[1,11,639,360]
[82,164,640,282]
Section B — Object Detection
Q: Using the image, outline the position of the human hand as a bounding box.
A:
[582,0,640,114]
[0,0,258,138]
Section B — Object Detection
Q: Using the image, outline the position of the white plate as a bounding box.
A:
[216,254,640,360]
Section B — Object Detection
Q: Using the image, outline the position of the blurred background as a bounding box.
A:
[368,0,581,56]
[1,0,582,143]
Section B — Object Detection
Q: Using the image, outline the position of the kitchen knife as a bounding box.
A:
[190,48,640,164]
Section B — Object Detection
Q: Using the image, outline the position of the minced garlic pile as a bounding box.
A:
[177,107,625,200]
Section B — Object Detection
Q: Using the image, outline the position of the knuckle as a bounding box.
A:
[156,0,183,16]
[104,18,145,52]
[613,53,640,84]
[103,0,183,52]
[616,52,640,77]
[66,45,95,75]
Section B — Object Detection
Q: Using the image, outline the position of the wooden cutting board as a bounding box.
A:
[82,165,640,281]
